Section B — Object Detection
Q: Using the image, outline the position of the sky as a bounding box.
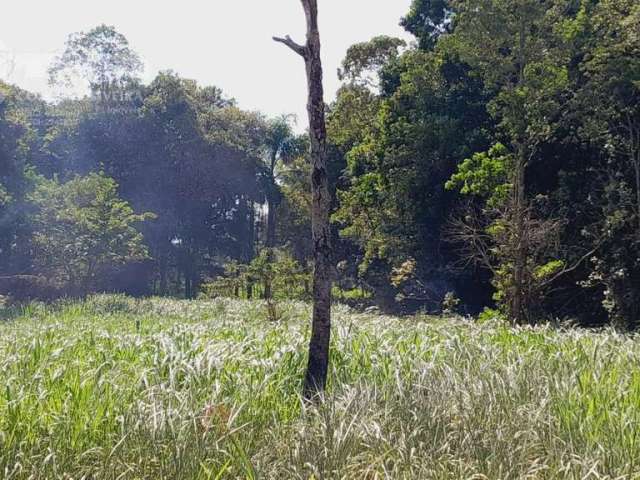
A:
[0,0,413,129]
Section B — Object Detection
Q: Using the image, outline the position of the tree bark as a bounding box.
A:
[184,269,192,299]
[266,152,278,251]
[511,18,528,325]
[633,154,640,238]
[630,119,640,237]
[246,198,255,299]
[264,160,277,300]
[512,147,527,325]
[274,0,333,399]
[159,253,168,295]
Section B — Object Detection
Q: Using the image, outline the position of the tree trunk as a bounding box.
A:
[266,195,277,249]
[512,147,527,325]
[184,270,192,299]
[623,116,640,236]
[191,270,200,299]
[633,146,640,237]
[511,19,528,325]
[247,197,256,261]
[247,198,255,299]
[266,153,278,250]
[274,0,333,399]
[159,253,168,295]
[264,189,276,300]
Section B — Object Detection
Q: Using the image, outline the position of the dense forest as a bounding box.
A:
[1,0,639,329]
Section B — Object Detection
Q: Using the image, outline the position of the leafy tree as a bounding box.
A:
[401,0,453,50]
[0,82,40,275]
[334,47,490,310]
[29,172,154,294]
[259,116,306,299]
[574,0,640,220]
[263,116,301,248]
[136,72,262,297]
[447,142,573,322]
[201,106,264,157]
[565,0,640,328]
[338,36,406,88]
[41,69,265,298]
[446,0,571,323]
[48,24,143,106]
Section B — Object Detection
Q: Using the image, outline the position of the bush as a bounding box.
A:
[202,249,310,301]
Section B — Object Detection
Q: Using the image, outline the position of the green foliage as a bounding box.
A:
[446,143,512,207]
[29,172,154,293]
[264,115,303,166]
[439,0,574,323]
[401,0,452,50]
[338,36,406,87]
[559,0,640,329]
[477,307,506,325]
[574,0,640,152]
[202,249,310,301]
[0,81,40,273]
[333,46,490,293]
[576,177,640,330]
[331,286,373,302]
[446,0,571,155]
[38,66,266,297]
[200,106,264,156]
[533,260,566,281]
[3,0,640,327]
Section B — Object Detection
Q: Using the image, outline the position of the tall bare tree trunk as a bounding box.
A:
[274,0,333,399]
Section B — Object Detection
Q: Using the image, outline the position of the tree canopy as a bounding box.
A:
[2,3,639,328]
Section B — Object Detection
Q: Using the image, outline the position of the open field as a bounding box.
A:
[1,296,640,479]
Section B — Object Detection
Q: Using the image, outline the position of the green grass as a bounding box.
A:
[1,295,640,479]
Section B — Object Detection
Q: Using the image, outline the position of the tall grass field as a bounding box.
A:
[1,295,640,479]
